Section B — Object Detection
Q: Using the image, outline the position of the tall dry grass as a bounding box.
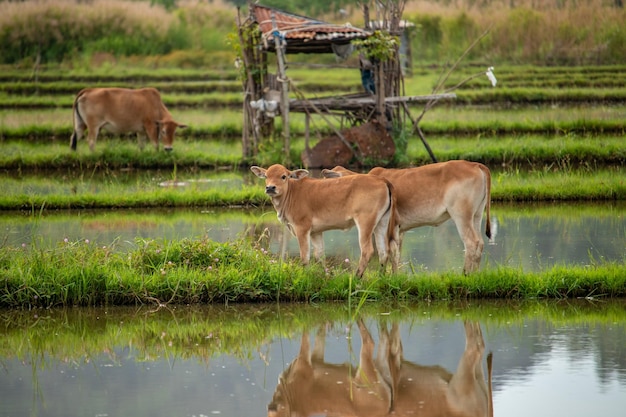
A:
[0,0,624,66]
[402,0,626,64]
[0,0,182,65]
[0,0,240,67]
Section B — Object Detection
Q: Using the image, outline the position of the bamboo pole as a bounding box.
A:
[271,13,290,162]
[236,7,261,158]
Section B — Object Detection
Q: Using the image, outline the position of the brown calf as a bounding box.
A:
[251,164,398,277]
[322,160,492,273]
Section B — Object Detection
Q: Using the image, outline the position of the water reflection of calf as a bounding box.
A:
[385,321,494,417]
[268,320,493,417]
[268,319,392,417]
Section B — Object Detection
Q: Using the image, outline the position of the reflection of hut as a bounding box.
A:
[236,3,454,167]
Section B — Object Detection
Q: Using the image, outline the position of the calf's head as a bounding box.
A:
[250,164,309,197]
[157,120,187,151]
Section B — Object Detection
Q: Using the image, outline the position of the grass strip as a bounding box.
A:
[0,187,268,211]
[0,91,246,109]
[0,167,624,211]
[2,118,624,142]
[1,237,625,308]
[1,131,625,172]
[3,87,625,110]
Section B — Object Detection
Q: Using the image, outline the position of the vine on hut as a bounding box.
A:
[352,30,399,62]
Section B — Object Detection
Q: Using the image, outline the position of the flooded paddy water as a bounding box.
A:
[1,301,626,417]
[1,202,625,272]
[0,203,626,272]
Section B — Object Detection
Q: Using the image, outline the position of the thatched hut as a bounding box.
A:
[236,2,449,167]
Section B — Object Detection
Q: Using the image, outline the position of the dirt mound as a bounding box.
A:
[301,121,395,168]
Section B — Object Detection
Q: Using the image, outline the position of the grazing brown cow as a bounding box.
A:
[268,320,493,417]
[250,164,398,277]
[70,87,186,151]
[322,160,492,273]
[267,320,393,417]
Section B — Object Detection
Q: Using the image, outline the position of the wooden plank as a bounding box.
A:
[386,93,457,103]
[289,93,456,112]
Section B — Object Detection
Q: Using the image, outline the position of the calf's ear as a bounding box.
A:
[250,166,267,178]
[290,169,309,180]
[176,123,188,129]
[321,169,341,178]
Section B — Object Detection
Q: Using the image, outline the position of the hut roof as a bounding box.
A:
[249,4,371,54]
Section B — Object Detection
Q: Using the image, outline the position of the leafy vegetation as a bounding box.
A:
[1,236,625,308]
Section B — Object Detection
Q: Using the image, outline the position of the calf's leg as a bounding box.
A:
[452,208,484,274]
[310,232,325,261]
[86,124,101,152]
[294,227,312,266]
[355,220,376,277]
[373,209,391,270]
[143,120,160,150]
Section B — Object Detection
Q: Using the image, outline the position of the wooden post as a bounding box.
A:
[236,8,249,158]
[376,60,386,126]
[272,13,290,162]
[236,7,261,158]
[304,112,310,151]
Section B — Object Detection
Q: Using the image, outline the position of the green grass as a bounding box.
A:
[0,132,624,211]
[490,166,626,201]
[1,236,624,308]
[0,137,242,169]
[0,67,237,85]
[0,182,266,211]
[0,80,243,95]
[4,64,626,111]
[0,160,624,212]
[0,91,246,109]
[3,84,625,110]
[410,134,626,167]
[1,124,624,170]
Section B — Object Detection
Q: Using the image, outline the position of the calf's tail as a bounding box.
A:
[384,180,401,272]
[70,131,77,151]
[487,351,494,417]
[70,89,87,151]
[481,164,492,239]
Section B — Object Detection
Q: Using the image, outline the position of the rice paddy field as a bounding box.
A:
[1,63,625,170]
[0,63,624,209]
[1,6,625,417]
[0,60,624,307]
